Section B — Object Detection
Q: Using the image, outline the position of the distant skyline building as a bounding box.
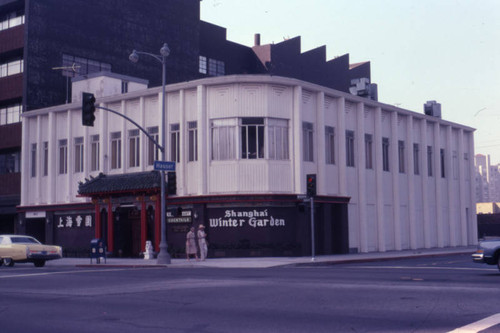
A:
[475,154,500,203]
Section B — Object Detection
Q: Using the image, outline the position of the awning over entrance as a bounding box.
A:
[78,171,162,196]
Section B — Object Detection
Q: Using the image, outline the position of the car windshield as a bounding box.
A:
[10,237,40,244]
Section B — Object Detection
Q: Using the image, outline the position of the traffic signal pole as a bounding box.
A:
[310,196,315,262]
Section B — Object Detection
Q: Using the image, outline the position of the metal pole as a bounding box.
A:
[157,56,171,264]
[311,196,315,261]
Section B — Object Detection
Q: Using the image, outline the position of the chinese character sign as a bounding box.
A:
[56,214,93,229]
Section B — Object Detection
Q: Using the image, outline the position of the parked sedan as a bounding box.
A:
[472,237,500,271]
[0,235,62,267]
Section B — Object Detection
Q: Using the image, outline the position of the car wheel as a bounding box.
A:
[34,260,45,268]
[0,259,3,267]
[497,254,500,271]
[3,258,14,267]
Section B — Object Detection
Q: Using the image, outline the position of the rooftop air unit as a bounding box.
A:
[424,100,441,118]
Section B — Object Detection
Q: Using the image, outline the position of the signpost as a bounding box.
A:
[154,161,176,172]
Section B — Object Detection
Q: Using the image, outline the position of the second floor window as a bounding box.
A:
[59,139,68,174]
[398,140,405,174]
[211,119,236,161]
[303,122,314,162]
[440,148,446,178]
[413,143,420,175]
[147,127,159,166]
[188,122,198,162]
[91,135,100,172]
[170,124,180,163]
[43,142,48,177]
[74,137,84,173]
[110,132,121,170]
[325,126,335,165]
[129,129,140,168]
[365,134,373,169]
[382,138,390,172]
[427,146,433,177]
[31,143,37,178]
[346,130,355,167]
[241,118,264,159]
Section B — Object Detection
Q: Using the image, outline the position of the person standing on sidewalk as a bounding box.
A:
[186,227,198,261]
[197,224,208,261]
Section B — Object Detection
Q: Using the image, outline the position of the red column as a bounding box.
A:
[107,199,114,253]
[140,199,147,253]
[155,196,160,252]
[94,200,101,239]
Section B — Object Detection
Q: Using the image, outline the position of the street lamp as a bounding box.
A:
[129,43,171,264]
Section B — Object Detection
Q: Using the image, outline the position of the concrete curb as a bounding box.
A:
[51,247,476,269]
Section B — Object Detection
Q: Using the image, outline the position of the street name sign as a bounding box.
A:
[154,161,176,171]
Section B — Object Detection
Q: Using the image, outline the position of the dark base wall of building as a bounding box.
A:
[166,195,350,258]
[18,195,350,258]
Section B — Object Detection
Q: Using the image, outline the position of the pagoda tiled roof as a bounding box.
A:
[78,171,162,196]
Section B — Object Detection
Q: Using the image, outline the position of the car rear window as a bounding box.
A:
[11,237,40,244]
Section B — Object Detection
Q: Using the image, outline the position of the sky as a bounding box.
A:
[200,0,500,163]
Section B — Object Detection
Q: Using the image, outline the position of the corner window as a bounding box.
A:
[211,119,237,161]
[241,118,264,159]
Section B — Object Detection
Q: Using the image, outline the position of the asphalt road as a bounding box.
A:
[0,254,498,333]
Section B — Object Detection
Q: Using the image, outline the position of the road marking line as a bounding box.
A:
[0,267,151,279]
[448,313,500,333]
[349,266,498,272]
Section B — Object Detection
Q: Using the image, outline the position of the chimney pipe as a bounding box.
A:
[254,33,261,46]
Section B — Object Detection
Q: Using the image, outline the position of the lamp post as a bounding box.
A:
[129,43,171,264]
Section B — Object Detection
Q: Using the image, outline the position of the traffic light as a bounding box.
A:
[82,92,96,126]
[306,174,316,197]
[167,171,177,195]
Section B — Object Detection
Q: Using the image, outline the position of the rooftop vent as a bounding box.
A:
[424,100,441,118]
[349,78,378,101]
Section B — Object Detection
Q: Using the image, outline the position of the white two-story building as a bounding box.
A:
[18,73,477,257]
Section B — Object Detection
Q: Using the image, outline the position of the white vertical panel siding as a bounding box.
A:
[167,91,180,124]
[268,85,293,120]
[268,162,293,192]
[239,84,266,117]
[238,162,268,192]
[184,89,197,120]
[207,85,236,119]
[145,96,159,127]
[209,162,239,193]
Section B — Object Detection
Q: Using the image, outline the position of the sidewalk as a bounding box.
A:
[46,246,476,269]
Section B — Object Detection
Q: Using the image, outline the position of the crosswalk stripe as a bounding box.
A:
[448,313,500,333]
